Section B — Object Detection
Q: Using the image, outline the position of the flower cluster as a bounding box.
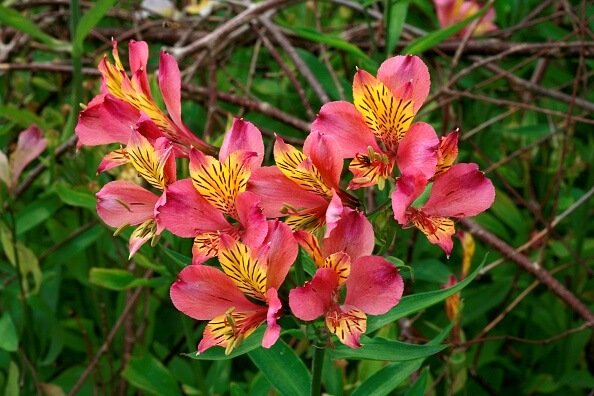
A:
[77,41,494,354]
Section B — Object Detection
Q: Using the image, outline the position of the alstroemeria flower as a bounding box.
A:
[96,130,175,257]
[76,40,214,155]
[434,0,497,36]
[0,125,47,192]
[170,221,298,354]
[157,119,267,264]
[392,162,495,257]
[311,55,430,189]
[290,209,404,348]
[249,135,357,234]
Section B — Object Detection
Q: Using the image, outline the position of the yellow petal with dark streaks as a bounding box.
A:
[411,213,456,254]
[218,239,267,301]
[285,209,325,233]
[127,133,167,189]
[353,69,414,150]
[193,232,223,259]
[200,310,259,355]
[323,252,351,285]
[325,306,367,348]
[190,151,251,217]
[273,138,332,198]
[296,231,325,267]
[348,150,394,190]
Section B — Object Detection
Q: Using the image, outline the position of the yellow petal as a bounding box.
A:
[326,306,367,348]
[274,138,332,198]
[353,69,414,150]
[218,238,267,301]
[201,309,260,355]
[411,212,456,255]
[348,149,394,190]
[322,252,351,285]
[127,133,168,189]
[190,151,251,217]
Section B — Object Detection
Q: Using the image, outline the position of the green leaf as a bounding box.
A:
[367,259,483,332]
[184,327,265,360]
[386,1,409,55]
[16,197,62,236]
[73,0,116,53]
[4,361,19,396]
[248,340,311,396]
[0,222,42,294]
[0,104,49,130]
[352,324,452,396]
[285,27,377,70]
[330,337,446,361]
[0,313,18,352]
[403,4,490,54]
[89,268,164,291]
[0,6,70,52]
[404,368,429,396]
[122,353,182,396]
[54,183,96,210]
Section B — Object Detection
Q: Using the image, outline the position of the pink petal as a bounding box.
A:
[10,125,47,186]
[396,122,439,180]
[76,94,139,147]
[323,208,375,261]
[262,288,282,348]
[391,174,428,225]
[156,179,231,237]
[423,163,496,218]
[220,118,265,170]
[324,190,344,238]
[344,256,404,315]
[262,221,298,291]
[96,181,158,228]
[128,40,151,97]
[170,265,260,320]
[434,0,458,27]
[311,101,380,158]
[157,51,183,128]
[289,268,339,321]
[236,191,268,249]
[154,137,177,184]
[248,166,328,218]
[376,55,431,113]
[97,152,128,174]
[303,131,343,189]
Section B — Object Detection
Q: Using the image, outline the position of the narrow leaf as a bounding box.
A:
[54,183,96,210]
[403,4,490,54]
[89,268,164,291]
[123,354,182,396]
[74,0,116,53]
[386,1,409,55]
[330,337,446,361]
[0,314,18,352]
[248,340,312,396]
[0,6,70,51]
[367,260,483,332]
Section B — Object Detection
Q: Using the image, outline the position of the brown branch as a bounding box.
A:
[171,0,301,60]
[460,219,594,325]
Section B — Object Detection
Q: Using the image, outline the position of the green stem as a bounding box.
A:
[310,343,326,396]
[367,198,392,218]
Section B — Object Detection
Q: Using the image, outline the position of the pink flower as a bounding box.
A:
[310,55,431,189]
[95,131,176,257]
[76,40,214,155]
[170,221,298,354]
[392,162,495,256]
[248,135,357,235]
[434,0,497,36]
[0,125,47,192]
[289,209,404,348]
[157,119,267,264]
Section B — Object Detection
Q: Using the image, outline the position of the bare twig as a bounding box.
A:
[461,219,594,325]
